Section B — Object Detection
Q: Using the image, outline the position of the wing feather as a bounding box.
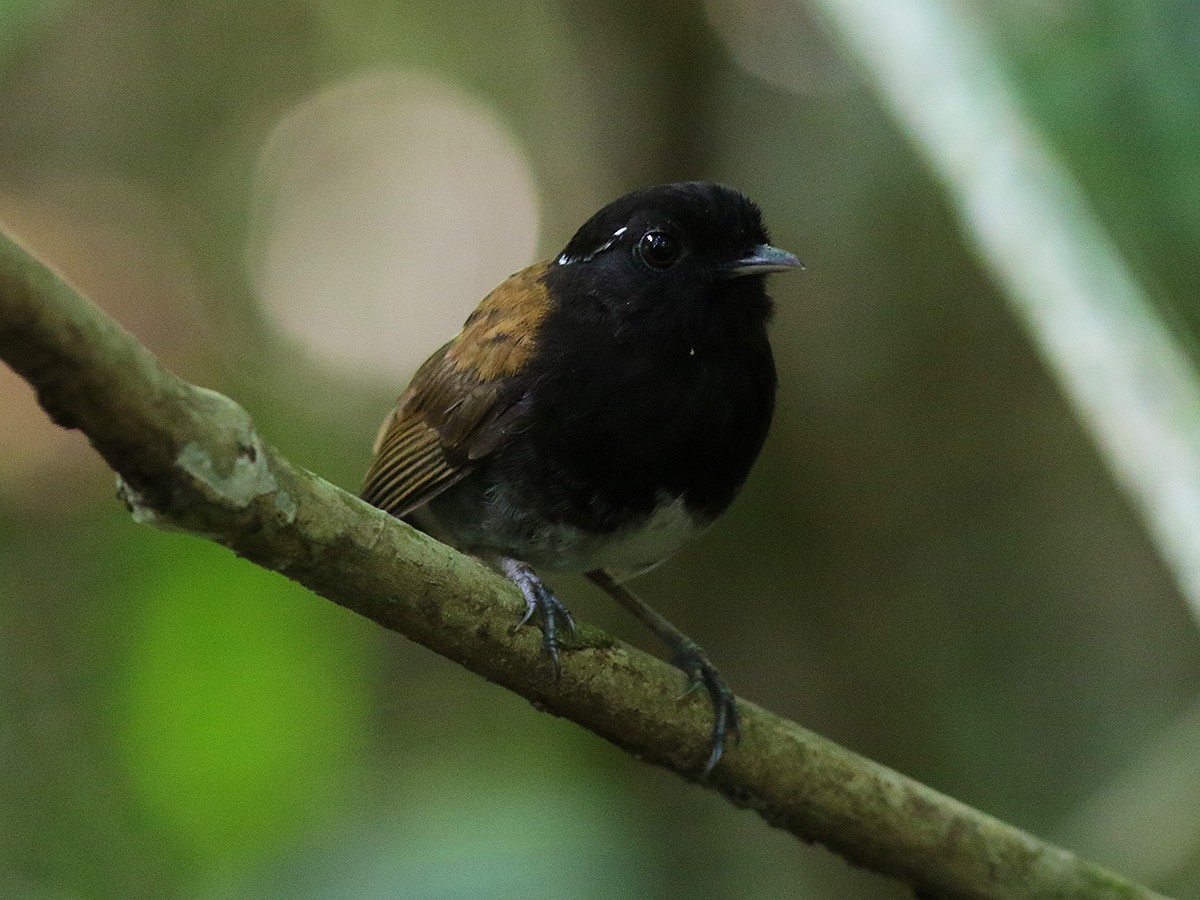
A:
[360,263,551,517]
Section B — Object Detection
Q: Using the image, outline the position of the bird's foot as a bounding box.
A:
[501,559,577,680]
[671,640,740,777]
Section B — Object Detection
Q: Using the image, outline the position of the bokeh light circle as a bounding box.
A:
[247,71,541,381]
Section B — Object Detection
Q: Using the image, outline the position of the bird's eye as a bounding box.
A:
[636,231,682,269]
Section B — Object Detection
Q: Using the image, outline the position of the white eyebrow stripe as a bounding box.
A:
[557,226,628,266]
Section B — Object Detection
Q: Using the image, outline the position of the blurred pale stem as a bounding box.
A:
[808,0,1200,628]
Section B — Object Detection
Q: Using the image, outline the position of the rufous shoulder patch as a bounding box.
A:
[446,262,551,382]
[360,261,552,516]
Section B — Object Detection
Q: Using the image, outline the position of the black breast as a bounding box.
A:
[497,309,777,532]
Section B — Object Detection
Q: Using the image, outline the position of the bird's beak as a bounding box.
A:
[725,244,804,278]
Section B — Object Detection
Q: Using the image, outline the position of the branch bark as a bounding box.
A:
[0,230,1164,900]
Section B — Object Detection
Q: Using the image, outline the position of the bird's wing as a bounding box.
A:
[360,263,551,517]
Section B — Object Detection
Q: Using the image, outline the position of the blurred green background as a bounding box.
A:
[2,1,1199,897]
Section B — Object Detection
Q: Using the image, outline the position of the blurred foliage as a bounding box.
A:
[986,0,1200,324]
[2,1,1199,898]
[112,538,370,865]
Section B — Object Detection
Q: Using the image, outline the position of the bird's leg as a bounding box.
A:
[586,569,739,777]
[501,558,577,680]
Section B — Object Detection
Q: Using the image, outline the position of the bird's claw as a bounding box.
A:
[504,560,576,681]
[672,641,740,777]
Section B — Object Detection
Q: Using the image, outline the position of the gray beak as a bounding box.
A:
[725,243,804,277]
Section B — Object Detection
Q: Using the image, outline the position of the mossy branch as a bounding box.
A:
[0,230,1163,900]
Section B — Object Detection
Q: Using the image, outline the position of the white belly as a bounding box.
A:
[522,495,709,578]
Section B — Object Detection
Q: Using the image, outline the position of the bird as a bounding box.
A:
[361,181,800,774]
